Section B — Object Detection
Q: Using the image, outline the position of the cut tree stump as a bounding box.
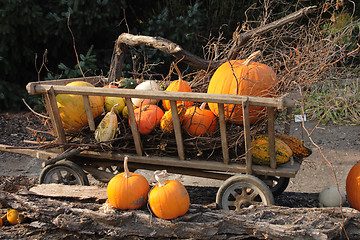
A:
[1,188,359,239]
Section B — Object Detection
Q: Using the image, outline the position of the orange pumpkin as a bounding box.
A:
[133,105,164,135]
[207,51,278,124]
[160,105,186,134]
[107,157,150,210]
[102,83,118,99]
[346,161,360,211]
[182,103,218,136]
[162,65,193,110]
[56,81,104,133]
[148,170,190,220]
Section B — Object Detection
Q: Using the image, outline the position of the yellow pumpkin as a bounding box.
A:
[160,105,186,134]
[207,51,278,124]
[56,81,104,133]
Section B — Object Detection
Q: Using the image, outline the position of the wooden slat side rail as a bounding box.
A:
[268,107,276,169]
[26,83,296,109]
[170,100,185,160]
[218,103,229,164]
[242,99,252,174]
[44,87,66,145]
[25,76,106,87]
[125,98,143,156]
[82,95,96,131]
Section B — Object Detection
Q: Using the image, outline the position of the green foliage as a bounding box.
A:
[294,71,360,125]
[46,45,99,80]
[321,11,360,50]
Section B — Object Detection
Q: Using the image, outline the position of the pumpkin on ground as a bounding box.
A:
[6,209,19,225]
[133,105,164,135]
[107,157,150,210]
[162,65,193,111]
[132,81,160,107]
[95,104,119,142]
[182,102,218,137]
[148,170,190,220]
[160,105,186,134]
[346,161,360,211]
[207,51,278,125]
[275,134,312,158]
[56,81,104,133]
[251,135,293,165]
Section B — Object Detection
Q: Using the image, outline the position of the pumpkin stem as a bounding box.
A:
[174,64,183,81]
[199,102,207,110]
[154,170,167,187]
[123,156,131,178]
[243,50,262,66]
[110,103,120,114]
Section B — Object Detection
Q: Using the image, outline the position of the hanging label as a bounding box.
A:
[294,114,307,122]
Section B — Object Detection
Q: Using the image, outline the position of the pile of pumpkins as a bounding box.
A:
[56,52,316,166]
[107,157,190,220]
[57,51,279,139]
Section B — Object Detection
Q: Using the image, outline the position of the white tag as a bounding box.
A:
[294,114,307,122]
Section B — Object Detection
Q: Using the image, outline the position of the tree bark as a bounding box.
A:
[2,189,359,239]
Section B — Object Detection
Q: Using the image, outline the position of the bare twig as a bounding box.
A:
[22,98,49,119]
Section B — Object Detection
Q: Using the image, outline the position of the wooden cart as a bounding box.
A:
[1,76,299,210]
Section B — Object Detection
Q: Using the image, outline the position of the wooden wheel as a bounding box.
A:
[39,160,89,185]
[216,174,274,210]
[258,175,290,196]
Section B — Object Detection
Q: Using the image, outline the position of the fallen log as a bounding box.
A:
[1,188,360,239]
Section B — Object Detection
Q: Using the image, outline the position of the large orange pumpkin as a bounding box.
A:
[56,81,104,133]
[182,103,218,136]
[346,161,360,211]
[207,51,278,124]
[148,170,190,220]
[107,157,150,210]
[162,65,193,110]
[133,105,164,135]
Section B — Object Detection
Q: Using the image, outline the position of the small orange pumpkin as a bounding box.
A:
[207,51,278,125]
[107,157,150,210]
[148,170,190,220]
[162,65,193,110]
[6,209,19,225]
[346,161,360,211]
[133,105,164,135]
[182,103,218,136]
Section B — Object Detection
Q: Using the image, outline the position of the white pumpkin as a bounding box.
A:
[318,186,346,207]
[131,81,160,107]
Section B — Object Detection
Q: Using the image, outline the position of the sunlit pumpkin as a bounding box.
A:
[182,102,218,136]
[160,105,186,134]
[56,81,104,133]
[7,209,19,225]
[148,170,190,220]
[162,65,193,110]
[207,51,278,124]
[107,157,150,210]
[346,161,360,211]
[133,105,164,135]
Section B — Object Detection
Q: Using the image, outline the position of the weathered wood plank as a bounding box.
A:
[218,103,229,164]
[125,97,143,156]
[170,100,185,160]
[242,99,252,175]
[268,107,276,169]
[26,83,295,109]
[44,87,66,145]
[82,95,96,131]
